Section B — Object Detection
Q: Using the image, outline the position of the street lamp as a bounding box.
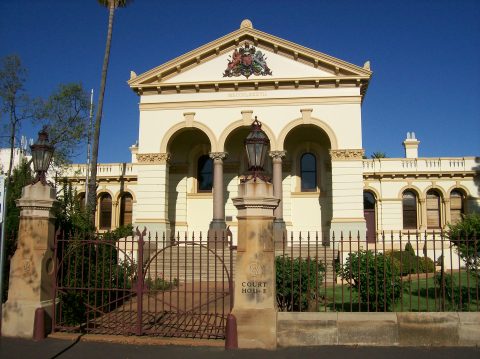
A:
[244,116,270,180]
[30,128,54,185]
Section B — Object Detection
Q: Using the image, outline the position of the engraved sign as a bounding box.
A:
[241,281,267,294]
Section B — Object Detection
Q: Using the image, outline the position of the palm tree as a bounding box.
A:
[371,152,387,159]
[87,0,132,226]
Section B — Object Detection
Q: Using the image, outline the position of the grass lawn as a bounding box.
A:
[312,270,480,312]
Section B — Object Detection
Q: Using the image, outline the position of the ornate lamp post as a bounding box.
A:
[244,116,270,180]
[30,128,54,185]
[2,128,57,338]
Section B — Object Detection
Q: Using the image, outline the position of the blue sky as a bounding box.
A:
[1,0,479,163]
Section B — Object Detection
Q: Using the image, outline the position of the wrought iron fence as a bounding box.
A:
[275,231,479,312]
[53,229,234,338]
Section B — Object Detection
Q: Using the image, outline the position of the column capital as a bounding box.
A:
[268,150,286,160]
[209,152,228,161]
[329,149,365,161]
[136,152,170,164]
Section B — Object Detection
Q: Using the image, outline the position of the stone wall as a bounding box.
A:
[277,312,480,347]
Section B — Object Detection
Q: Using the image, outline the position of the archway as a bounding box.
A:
[167,128,212,233]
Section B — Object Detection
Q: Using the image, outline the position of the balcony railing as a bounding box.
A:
[363,157,476,174]
[63,163,138,179]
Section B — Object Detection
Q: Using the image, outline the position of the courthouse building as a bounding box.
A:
[66,20,479,243]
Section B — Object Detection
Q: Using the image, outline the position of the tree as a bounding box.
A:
[87,0,132,227]
[36,83,91,171]
[371,152,387,159]
[0,55,32,180]
[447,213,480,277]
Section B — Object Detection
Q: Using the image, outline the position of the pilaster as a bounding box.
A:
[329,149,366,239]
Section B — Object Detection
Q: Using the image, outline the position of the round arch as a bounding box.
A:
[397,185,424,200]
[423,185,447,199]
[97,189,114,200]
[277,117,339,151]
[160,121,218,153]
[363,186,381,202]
[114,189,137,204]
[446,184,471,197]
[218,119,277,152]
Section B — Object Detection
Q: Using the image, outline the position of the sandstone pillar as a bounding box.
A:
[232,178,279,349]
[2,182,57,338]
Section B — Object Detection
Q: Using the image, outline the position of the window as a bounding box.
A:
[99,193,112,230]
[300,153,317,191]
[402,190,417,229]
[364,191,376,243]
[426,190,441,229]
[364,191,376,210]
[197,155,213,192]
[119,193,133,226]
[450,189,464,225]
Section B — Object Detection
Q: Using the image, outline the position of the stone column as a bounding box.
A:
[269,151,287,244]
[442,198,450,228]
[2,182,57,338]
[208,152,227,245]
[232,178,279,349]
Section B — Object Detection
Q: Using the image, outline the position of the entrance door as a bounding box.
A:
[364,191,376,243]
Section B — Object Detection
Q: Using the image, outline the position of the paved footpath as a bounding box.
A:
[1,336,479,359]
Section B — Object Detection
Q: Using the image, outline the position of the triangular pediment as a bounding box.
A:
[128,20,372,96]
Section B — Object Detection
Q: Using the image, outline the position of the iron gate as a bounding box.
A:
[53,228,234,339]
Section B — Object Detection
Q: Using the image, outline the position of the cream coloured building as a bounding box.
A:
[65,20,479,243]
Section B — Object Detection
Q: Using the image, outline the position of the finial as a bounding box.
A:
[240,19,253,29]
[363,61,371,70]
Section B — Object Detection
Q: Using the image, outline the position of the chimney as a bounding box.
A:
[403,132,420,158]
[129,141,139,163]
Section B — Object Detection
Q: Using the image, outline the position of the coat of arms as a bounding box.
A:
[223,42,272,78]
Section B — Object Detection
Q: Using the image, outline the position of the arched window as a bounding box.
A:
[300,153,317,191]
[450,189,464,225]
[426,189,441,229]
[99,193,112,230]
[119,193,133,226]
[402,190,418,229]
[197,155,213,192]
[364,191,376,243]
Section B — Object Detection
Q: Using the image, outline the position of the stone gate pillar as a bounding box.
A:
[232,178,279,349]
[2,182,57,338]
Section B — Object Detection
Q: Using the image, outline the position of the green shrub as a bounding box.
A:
[340,250,402,311]
[388,242,435,276]
[276,255,325,311]
[435,272,470,310]
[447,213,480,277]
[145,277,178,290]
